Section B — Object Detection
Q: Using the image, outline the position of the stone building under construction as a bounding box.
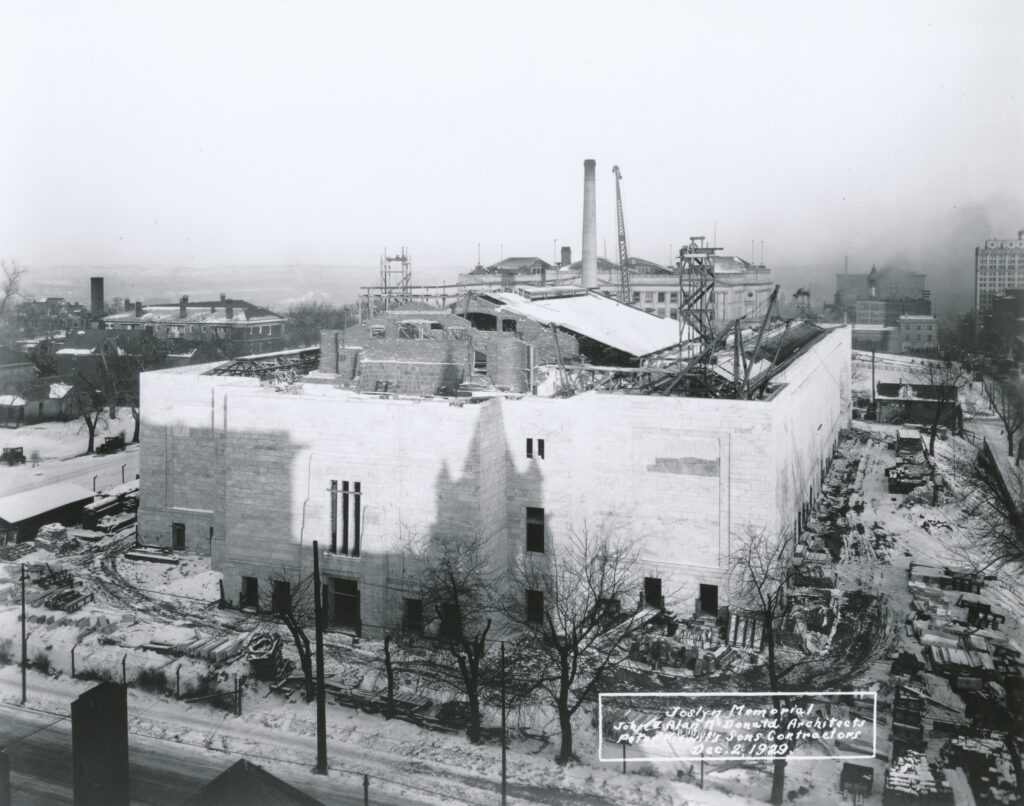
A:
[137,285,851,635]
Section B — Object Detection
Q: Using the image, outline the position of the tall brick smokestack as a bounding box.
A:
[581,159,597,289]
[90,277,104,318]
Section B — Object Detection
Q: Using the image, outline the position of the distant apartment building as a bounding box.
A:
[855,297,931,326]
[101,295,286,357]
[851,324,895,353]
[975,230,1024,315]
[834,265,929,323]
[459,253,774,325]
[895,315,938,355]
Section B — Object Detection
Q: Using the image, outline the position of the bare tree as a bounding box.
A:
[70,375,106,454]
[500,527,646,765]
[97,336,169,443]
[985,380,1024,459]
[407,532,496,743]
[729,526,802,806]
[254,571,316,703]
[0,259,25,317]
[909,361,968,456]
[955,444,1024,571]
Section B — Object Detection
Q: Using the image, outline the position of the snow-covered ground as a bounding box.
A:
[1,420,1021,805]
[0,414,140,496]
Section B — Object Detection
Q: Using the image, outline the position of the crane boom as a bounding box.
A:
[612,165,632,304]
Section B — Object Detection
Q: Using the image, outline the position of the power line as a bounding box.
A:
[0,700,492,806]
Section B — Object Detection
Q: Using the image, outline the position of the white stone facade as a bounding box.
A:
[138,327,851,634]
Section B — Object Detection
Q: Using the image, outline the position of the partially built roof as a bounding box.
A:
[479,288,690,357]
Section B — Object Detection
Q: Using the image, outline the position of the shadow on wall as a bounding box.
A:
[138,415,307,606]
[405,398,548,637]
[140,395,553,638]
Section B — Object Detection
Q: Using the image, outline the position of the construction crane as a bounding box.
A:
[612,165,632,304]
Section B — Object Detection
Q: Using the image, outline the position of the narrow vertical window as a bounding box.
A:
[329,480,338,553]
[526,507,545,553]
[526,589,544,624]
[537,439,545,459]
[352,481,362,557]
[341,480,350,555]
[526,438,533,458]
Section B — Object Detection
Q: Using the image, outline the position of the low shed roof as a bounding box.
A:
[0,482,94,525]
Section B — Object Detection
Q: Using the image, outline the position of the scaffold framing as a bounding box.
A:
[206,347,321,382]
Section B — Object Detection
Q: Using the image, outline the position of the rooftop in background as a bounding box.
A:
[0,481,94,525]
[470,256,553,275]
[102,299,283,326]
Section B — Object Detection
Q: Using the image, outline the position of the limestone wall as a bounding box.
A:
[138,327,851,633]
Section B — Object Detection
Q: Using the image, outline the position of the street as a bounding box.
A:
[0,701,423,805]
[0,446,140,497]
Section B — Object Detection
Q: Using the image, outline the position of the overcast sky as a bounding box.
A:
[2,1,1022,309]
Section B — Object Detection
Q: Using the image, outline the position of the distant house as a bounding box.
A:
[12,297,90,338]
[874,377,961,426]
[0,482,95,543]
[15,376,83,425]
[100,295,286,357]
[54,330,139,388]
[0,345,37,395]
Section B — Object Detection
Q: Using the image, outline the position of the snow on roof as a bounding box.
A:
[0,482,94,525]
[484,289,689,357]
[54,347,96,356]
[0,395,26,406]
[49,382,72,399]
[102,301,282,326]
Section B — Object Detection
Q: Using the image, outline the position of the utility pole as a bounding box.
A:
[0,746,9,806]
[312,541,327,775]
[20,565,26,704]
[871,349,877,404]
[501,641,507,806]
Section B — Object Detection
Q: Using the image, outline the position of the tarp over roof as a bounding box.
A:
[0,482,94,525]
[483,289,689,357]
[182,759,323,806]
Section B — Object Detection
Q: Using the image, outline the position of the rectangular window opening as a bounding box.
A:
[333,578,361,632]
[699,584,718,617]
[439,602,461,640]
[272,580,291,615]
[241,576,259,610]
[526,438,533,458]
[526,589,544,625]
[537,438,545,459]
[330,480,338,553]
[171,523,185,550]
[403,598,424,634]
[526,507,545,553]
[502,319,517,333]
[644,577,663,609]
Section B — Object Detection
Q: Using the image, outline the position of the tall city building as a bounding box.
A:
[975,230,1024,315]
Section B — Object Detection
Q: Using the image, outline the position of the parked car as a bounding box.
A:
[0,447,25,465]
[96,435,126,455]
